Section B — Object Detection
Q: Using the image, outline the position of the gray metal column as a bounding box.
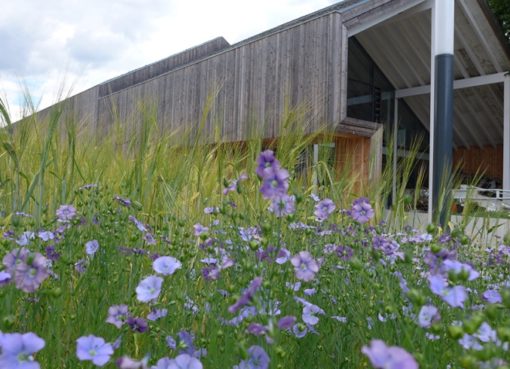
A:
[430,0,455,225]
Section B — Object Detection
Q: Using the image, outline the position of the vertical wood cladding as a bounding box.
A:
[454,145,504,180]
[95,13,344,143]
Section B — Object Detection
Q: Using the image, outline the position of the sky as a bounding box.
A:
[0,0,338,121]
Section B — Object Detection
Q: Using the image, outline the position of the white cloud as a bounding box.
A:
[0,0,338,121]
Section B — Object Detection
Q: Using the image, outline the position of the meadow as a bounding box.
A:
[0,98,509,369]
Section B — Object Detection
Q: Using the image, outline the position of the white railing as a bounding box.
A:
[453,185,510,212]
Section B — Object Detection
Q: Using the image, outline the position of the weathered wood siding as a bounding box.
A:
[98,37,230,97]
[96,12,345,143]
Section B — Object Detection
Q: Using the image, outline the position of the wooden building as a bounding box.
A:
[34,0,510,207]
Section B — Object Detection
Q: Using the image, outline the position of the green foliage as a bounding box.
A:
[488,0,510,39]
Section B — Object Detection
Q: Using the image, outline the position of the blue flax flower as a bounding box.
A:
[361,340,418,369]
[233,346,269,369]
[0,332,45,369]
[76,335,113,367]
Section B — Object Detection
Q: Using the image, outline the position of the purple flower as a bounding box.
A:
[228,277,262,314]
[351,198,374,224]
[0,332,45,369]
[442,285,467,308]
[257,150,280,178]
[44,246,60,262]
[247,323,266,336]
[482,289,502,304]
[314,199,336,222]
[442,260,479,281]
[0,271,11,286]
[166,336,177,349]
[85,240,100,256]
[3,248,29,274]
[335,246,354,261]
[106,305,129,328]
[14,253,50,293]
[290,251,319,282]
[74,259,87,274]
[76,335,113,367]
[114,195,132,207]
[268,195,295,217]
[201,266,220,281]
[193,224,208,237]
[154,354,203,369]
[223,173,248,195]
[295,297,325,326]
[277,316,296,330]
[234,345,269,369]
[418,305,440,328]
[16,232,35,246]
[56,204,77,223]
[127,317,148,333]
[37,231,54,242]
[153,256,182,276]
[116,355,149,369]
[259,167,289,199]
[361,340,418,369]
[147,308,168,321]
[275,248,290,264]
[136,275,163,302]
[428,274,447,295]
[129,216,148,233]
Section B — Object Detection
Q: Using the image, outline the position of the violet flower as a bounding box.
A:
[233,345,269,369]
[290,251,319,282]
[136,276,163,302]
[106,305,129,328]
[228,277,262,313]
[351,197,374,224]
[361,340,418,369]
[56,204,77,223]
[76,335,113,367]
[314,199,336,222]
[0,332,45,369]
[268,194,296,217]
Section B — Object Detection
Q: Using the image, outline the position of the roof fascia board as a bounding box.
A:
[346,0,431,37]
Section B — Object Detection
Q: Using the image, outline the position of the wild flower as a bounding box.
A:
[136,276,163,303]
[0,332,45,369]
[152,354,203,369]
[76,335,113,367]
[153,256,182,276]
[275,248,290,264]
[37,231,55,242]
[114,195,132,207]
[350,197,374,224]
[482,289,502,304]
[234,346,269,369]
[223,173,248,195]
[85,240,100,256]
[0,271,11,286]
[228,277,262,313]
[335,245,354,261]
[277,316,296,330]
[294,297,325,326]
[256,150,279,178]
[45,246,60,262]
[290,251,319,282]
[127,317,149,333]
[147,308,168,321]
[442,260,479,281]
[247,323,267,336]
[314,199,335,222]
[268,194,295,217]
[259,167,289,199]
[14,252,50,293]
[116,355,149,369]
[361,340,418,369]
[56,204,77,223]
[16,231,35,246]
[129,215,148,233]
[106,305,130,328]
[193,224,208,237]
[417,305,440,328]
